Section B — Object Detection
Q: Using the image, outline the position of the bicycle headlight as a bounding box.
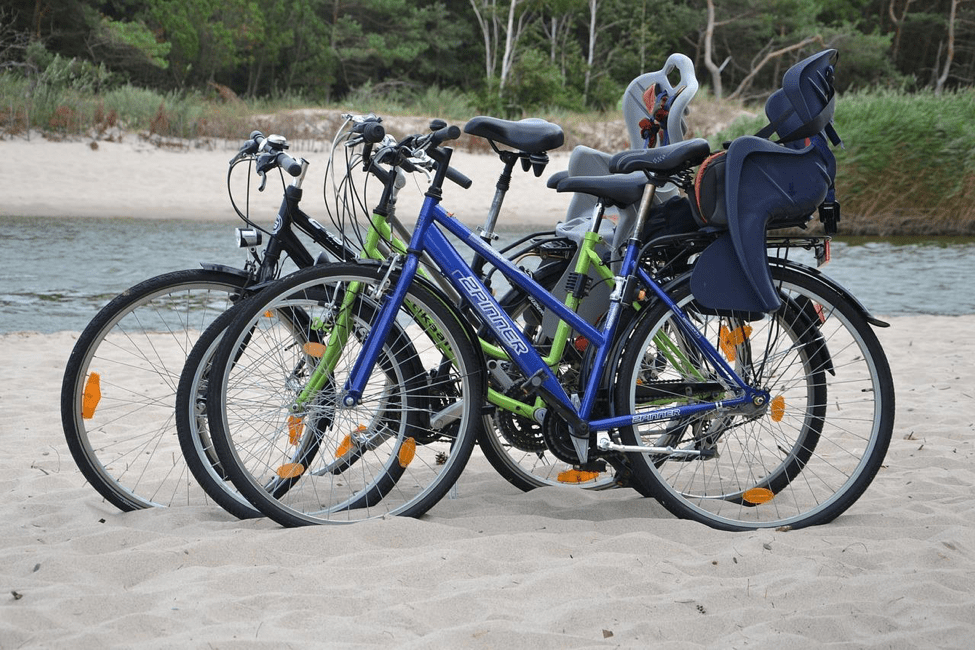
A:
[236,228,262,248]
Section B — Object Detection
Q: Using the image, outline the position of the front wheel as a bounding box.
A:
[60,269,248,511]
[613,267,894,530]
[206,262,485,525]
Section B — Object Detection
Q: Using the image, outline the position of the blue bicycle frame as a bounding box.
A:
[342,177,766,462]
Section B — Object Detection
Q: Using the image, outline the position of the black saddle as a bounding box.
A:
[464,117,565,153]
[609,138,711,175]
[553,172,647,209]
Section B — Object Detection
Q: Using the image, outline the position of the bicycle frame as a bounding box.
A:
[354,176,615,423]
[341,185,767,463]
[240,148,605,427]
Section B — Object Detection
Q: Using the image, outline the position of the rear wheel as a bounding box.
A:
[478,258,621,491]
[614,267,894,530]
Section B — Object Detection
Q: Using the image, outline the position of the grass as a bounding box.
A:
[3,70,973,235]
[711,88,975,236]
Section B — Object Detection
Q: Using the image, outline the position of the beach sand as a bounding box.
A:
[2,136,974,647]
[1,317,973,647]
[0,135,573,228]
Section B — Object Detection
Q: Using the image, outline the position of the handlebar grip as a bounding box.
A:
[445,165,473,189]
[277,152,302,177]
[233,130,265,162]
[430,125,461,147]
[361,122,385,144]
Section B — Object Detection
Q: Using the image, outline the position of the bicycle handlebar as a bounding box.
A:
[356,121,386,144]
[429,124,461,147]
[231,130,303,191]
[364,120,470,190]
[444,163,473,189]
[256,151,302,178]
[233,130,302,176]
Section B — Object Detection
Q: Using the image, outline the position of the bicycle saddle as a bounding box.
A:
[464,116,565,153]
[608,138,711,175]
[546,170,568,189]
[553,172,647,209]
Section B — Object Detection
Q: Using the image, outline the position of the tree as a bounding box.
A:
[468,0,538,90]
[888,0,916,63]
[934,0,963,94]
[701,0,739,99]
[581,0,625,102]
[726,34,824,99]
[539,0,577,71]
[84,12,171,72]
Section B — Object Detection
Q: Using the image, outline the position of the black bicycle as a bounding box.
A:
[60,120,586,513]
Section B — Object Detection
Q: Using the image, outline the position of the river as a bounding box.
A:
[1,215,972,334]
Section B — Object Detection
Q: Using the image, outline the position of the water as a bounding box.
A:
[1,214,973,334]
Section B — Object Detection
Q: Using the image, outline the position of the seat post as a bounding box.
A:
[471,150,519,283]
[630,180,658,244]
[480,150,518,242]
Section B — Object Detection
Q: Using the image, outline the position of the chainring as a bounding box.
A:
[540,410,606,465]
[494,386,547,452]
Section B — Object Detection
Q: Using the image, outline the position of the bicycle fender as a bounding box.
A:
[199,262,249,277]
[769,258,890,328]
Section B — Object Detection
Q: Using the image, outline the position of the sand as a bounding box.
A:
[1,318,973,647]
[0,134,573,228]
[1,136,974,648]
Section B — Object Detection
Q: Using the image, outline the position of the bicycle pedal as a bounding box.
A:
[574,460,607,473]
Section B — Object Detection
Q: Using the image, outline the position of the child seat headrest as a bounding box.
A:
[758,49,841,146]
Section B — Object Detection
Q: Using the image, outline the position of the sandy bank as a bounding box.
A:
[1,135,573,229]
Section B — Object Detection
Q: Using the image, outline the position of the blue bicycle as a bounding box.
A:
[203,50,894,529]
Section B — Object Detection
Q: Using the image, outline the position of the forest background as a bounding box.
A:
[1,0,973,234]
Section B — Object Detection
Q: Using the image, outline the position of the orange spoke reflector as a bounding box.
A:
[719,324,752,361]
[743,487,775,505]
[82,372,101,419]
[557,469,600,484]
[263,310,275,318]
[770,395,785,422]
[337,425,368,457]
[276,463,305,479]
[719,326,735,361]
[287,416,304,445]
[302,342,327,358]
[398,437,416,468]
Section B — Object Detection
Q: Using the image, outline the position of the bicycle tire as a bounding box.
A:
[174,300,265,520]
[206,262,484,525]
[479,258,621,490]
[614,266,894,530]
[60,268,249,511]
[175,287,431,519]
